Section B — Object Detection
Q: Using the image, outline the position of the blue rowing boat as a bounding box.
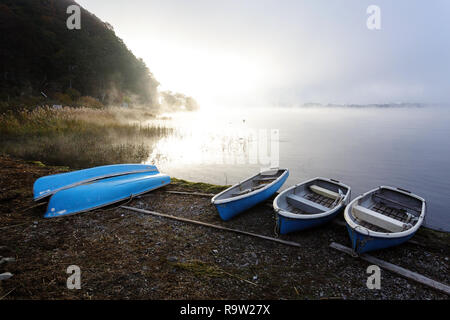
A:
[33,164,158,201]
[44,171,170,218]
[211,169,289,221]
[273,177,351,234]
[344,186,426,254]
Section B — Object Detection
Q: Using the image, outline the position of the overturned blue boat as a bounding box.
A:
[211,168,289,221]
[344,186,426,254]
[45,171,170,218]
[273,177,351,234]
[34,164,158,201]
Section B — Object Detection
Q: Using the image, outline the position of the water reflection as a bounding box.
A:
[144,107,450,232]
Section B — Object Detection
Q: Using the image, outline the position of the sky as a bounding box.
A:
[76,0,450,108]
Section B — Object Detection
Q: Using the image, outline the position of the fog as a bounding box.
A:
[77,0,450,107]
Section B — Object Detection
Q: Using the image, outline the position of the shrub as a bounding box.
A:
[66,88,81,101]
[53,92,72,106]
[0,106,173,168]
[79,96,104,109]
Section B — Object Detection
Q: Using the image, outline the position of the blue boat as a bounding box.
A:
[211,168,289,221]
[33,164,158,201]
[44,171,170,218]
[273,177,351,234]
[344,186,426,254]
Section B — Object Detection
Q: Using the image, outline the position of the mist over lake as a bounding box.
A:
[147,106,450,232]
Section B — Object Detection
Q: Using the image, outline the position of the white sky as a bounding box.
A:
[76,0,450,107]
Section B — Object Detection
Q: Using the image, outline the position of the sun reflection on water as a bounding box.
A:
[145,123,255,167]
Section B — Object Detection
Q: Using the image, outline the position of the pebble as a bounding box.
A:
[167,256,178,262]
[0,257,15,263]
[0,272,13,281]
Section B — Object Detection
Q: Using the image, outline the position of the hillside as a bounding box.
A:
[0,0,166,109]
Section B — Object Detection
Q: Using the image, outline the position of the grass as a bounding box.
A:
[0,106,173,168]
[170,178,230,194]
[173,260,225,278]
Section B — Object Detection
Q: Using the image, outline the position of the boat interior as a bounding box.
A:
[215,169,287,200]
[278,178,349,215]
[350,188,423,233]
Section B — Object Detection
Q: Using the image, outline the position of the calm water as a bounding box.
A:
[144,107,450,232]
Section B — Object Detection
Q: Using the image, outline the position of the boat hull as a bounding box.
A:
[44,172,170,218]
[346,225,415,254]
[214,172,289,221]
[273,177,351,234]
[344,186,426,254]
[34,164,158,201]
[277,208,343,234]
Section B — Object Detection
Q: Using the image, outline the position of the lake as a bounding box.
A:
[144,106,450,232]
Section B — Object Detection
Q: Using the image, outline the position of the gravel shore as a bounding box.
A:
[0,155,448,299]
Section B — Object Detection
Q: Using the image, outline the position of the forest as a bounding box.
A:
[0,0,197,111]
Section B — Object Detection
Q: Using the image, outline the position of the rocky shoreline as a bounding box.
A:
[0,155,448,299]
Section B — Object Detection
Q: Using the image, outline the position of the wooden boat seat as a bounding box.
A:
[254,177,277,182]
[287,194,329,213]
[261,169,278,176]
[232,184,265,197]
[352,205,411,233]
[310,185,340,200]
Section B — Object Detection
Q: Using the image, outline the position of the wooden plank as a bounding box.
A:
[329,242,450,296]
[287,194,329,212]
[310,185,340,200]
[254,177,276,182]
[164,191,215,197]
[232,188,252,197]
[121,206,303,248]
[232,184,265,197]
[373,193,421,213]
[260,169,279,176]
[352,205,408,232]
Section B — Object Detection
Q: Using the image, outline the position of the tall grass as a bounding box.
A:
[0,107,173,168]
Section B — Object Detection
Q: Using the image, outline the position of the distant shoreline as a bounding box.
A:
[299,102,435,108]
